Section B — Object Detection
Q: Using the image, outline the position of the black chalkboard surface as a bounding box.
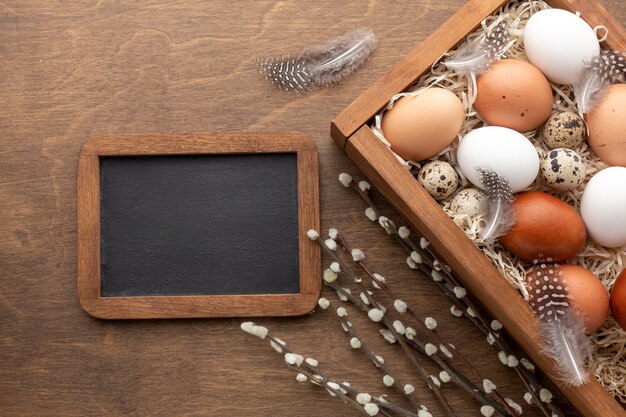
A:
[100,154,300,297]
[77,132,320,319]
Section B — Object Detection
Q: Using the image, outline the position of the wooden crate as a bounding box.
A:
[330,1,626,416]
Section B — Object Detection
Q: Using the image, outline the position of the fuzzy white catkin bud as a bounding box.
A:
[364,403,379,416]
[336,307,347,317]
[317,298,330,310]
[425,343,437,356]
[338,173,353,187]
[379,329,396,344]
[450,305,464,317]
[480,405,495,417]
[305,358,318,367]
[323,269,337,283]
[350,337,361,349]
[540,388,552,403]
[491,320,503,331]
[372,273,385,284]
[406,256,417,269]
[466,307,477,317]
[521,358,535,372]
[524,392,533,404]
[483,379,496,394]
[365,207,377,221]
[431,270,443,282]
[392,320,406,334]
[507,355,519,367]
[405,327,417,340]
[498,351,508,365]
[324,239,337,251]
[382,375,395,387]
[398,226,410,238]
[418,410,432,417]
[356,393,371,405]
[439,371,451,383]
[270,338,285,353]
[404,384,415,394]
[420,237,429,249]
[505,398,522,415]
[296,373,307,382]
[240,321,255,335]
[424,317,437,330]
[306,229,319,240]
[486,333,496,345]
[378,216,395,234]
[358,180,371,191]
[285,353,298,365]
[359,292,370,305]
[394,299,407,313]
[430,375,441,387]
[368,308,384,322]
[337,288,350,301]
[330,262,341,273]
[453,286,467,298]
[351,249,366,261]
[410,251,422,264]
[439,344,453,358]
[326,381,340,396]
[328,228,338,239]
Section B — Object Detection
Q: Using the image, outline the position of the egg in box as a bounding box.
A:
[380,88,464,162]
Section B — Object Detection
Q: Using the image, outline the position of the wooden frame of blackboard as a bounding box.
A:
[77,131,320,319]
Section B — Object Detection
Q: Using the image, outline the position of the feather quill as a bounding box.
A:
[527,264,592,386]
[257,28,377,93]
[573,49,626,117]
[477,168,515,243]
[444,14,514,75]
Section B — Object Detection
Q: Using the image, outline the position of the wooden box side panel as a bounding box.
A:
[344,125,626,417]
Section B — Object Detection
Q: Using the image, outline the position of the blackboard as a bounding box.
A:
[100,154,300,297]
[77,132,320,319]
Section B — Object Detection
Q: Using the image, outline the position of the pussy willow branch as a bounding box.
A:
[244,325,421,417]
[332,229,515,417]
[335,311,424,412]
[342,174,563,417]
[312,234,510,417]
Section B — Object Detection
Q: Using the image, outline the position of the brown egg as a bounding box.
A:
[610,269,626,329]
[586,84,626,167]
[500,192,586,262]
[475,59,554,132]
[381,88,464,161]
[526,263,609,332]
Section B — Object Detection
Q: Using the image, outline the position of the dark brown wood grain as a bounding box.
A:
[1,1,624,416]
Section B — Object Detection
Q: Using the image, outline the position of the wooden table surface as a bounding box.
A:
[1,1,624,416]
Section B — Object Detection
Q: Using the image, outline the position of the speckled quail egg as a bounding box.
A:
[540,148,586,191]
[418,160,459,200]
[450,188,487,217]
[541,111,585,149]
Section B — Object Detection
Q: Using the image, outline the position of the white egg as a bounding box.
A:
[524,9,599,85]
[580,167,626,248]
[456,126,540,192]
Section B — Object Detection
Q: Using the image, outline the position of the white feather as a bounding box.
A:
[444,42,491,75]
[541,309,592,386]
[573,68,607,117]
[477,168,515,243]
[257,28,377,93]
